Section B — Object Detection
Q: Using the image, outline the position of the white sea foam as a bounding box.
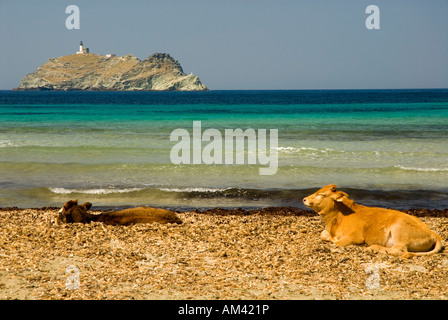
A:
[276,146,335,153]
[159,187,232,193]
[394,165,448,172]
[49,187,144,194]
[0,140,15,147]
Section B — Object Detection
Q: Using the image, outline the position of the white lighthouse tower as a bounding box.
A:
[76,41,89,54]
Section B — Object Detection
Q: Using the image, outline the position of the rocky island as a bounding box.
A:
[16,47,208,91]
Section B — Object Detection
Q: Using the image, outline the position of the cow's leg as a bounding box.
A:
[331,232,364,247]
[366,244,388,253]
[366,244,408,257]
[332,237,354,247]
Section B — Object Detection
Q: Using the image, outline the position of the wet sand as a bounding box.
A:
[0,206,447,300]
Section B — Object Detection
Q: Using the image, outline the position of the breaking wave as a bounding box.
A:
[394,165,448,172]
[49,187,145,195]
[0,140,15,147]
[42,185,448,210]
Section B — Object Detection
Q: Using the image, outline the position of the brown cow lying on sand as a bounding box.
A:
[303,185,442,258]
[57,200,182,226]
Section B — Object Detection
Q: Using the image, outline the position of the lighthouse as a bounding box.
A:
[76,41,89,54]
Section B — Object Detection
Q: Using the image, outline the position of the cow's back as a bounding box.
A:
[96,207,182,225]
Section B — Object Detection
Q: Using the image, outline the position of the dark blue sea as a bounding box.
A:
[1,89,448,209]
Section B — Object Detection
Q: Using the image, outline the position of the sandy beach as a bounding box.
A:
[0,206,447,300]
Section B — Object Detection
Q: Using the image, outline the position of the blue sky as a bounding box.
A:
[0,0,447,90]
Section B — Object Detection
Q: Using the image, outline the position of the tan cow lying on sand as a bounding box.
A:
[57,200,182,226]
[303,185,442,258]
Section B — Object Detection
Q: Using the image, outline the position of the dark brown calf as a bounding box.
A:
[57,200,182,226]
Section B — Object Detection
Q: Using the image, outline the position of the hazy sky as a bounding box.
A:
[0,0,447,90]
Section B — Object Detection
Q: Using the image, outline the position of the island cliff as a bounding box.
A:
[15,53,208,91]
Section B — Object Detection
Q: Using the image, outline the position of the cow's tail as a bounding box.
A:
[403,233,443,258]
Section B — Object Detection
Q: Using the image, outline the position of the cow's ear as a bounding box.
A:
[330,192,341,200]
[330,184,337,192]
[332,193,354,208]
[81,202,92,210]
[340,196,354,208]
[331,191,348,202]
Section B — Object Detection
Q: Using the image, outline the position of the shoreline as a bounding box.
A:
[2,205,448,217]
[2,185,448,211]
[1,206,447,300]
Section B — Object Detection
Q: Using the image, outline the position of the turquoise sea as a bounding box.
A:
[1,89,448,210]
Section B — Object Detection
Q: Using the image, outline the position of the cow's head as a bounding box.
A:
[303,184,354,214]
[57,199,93,224]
